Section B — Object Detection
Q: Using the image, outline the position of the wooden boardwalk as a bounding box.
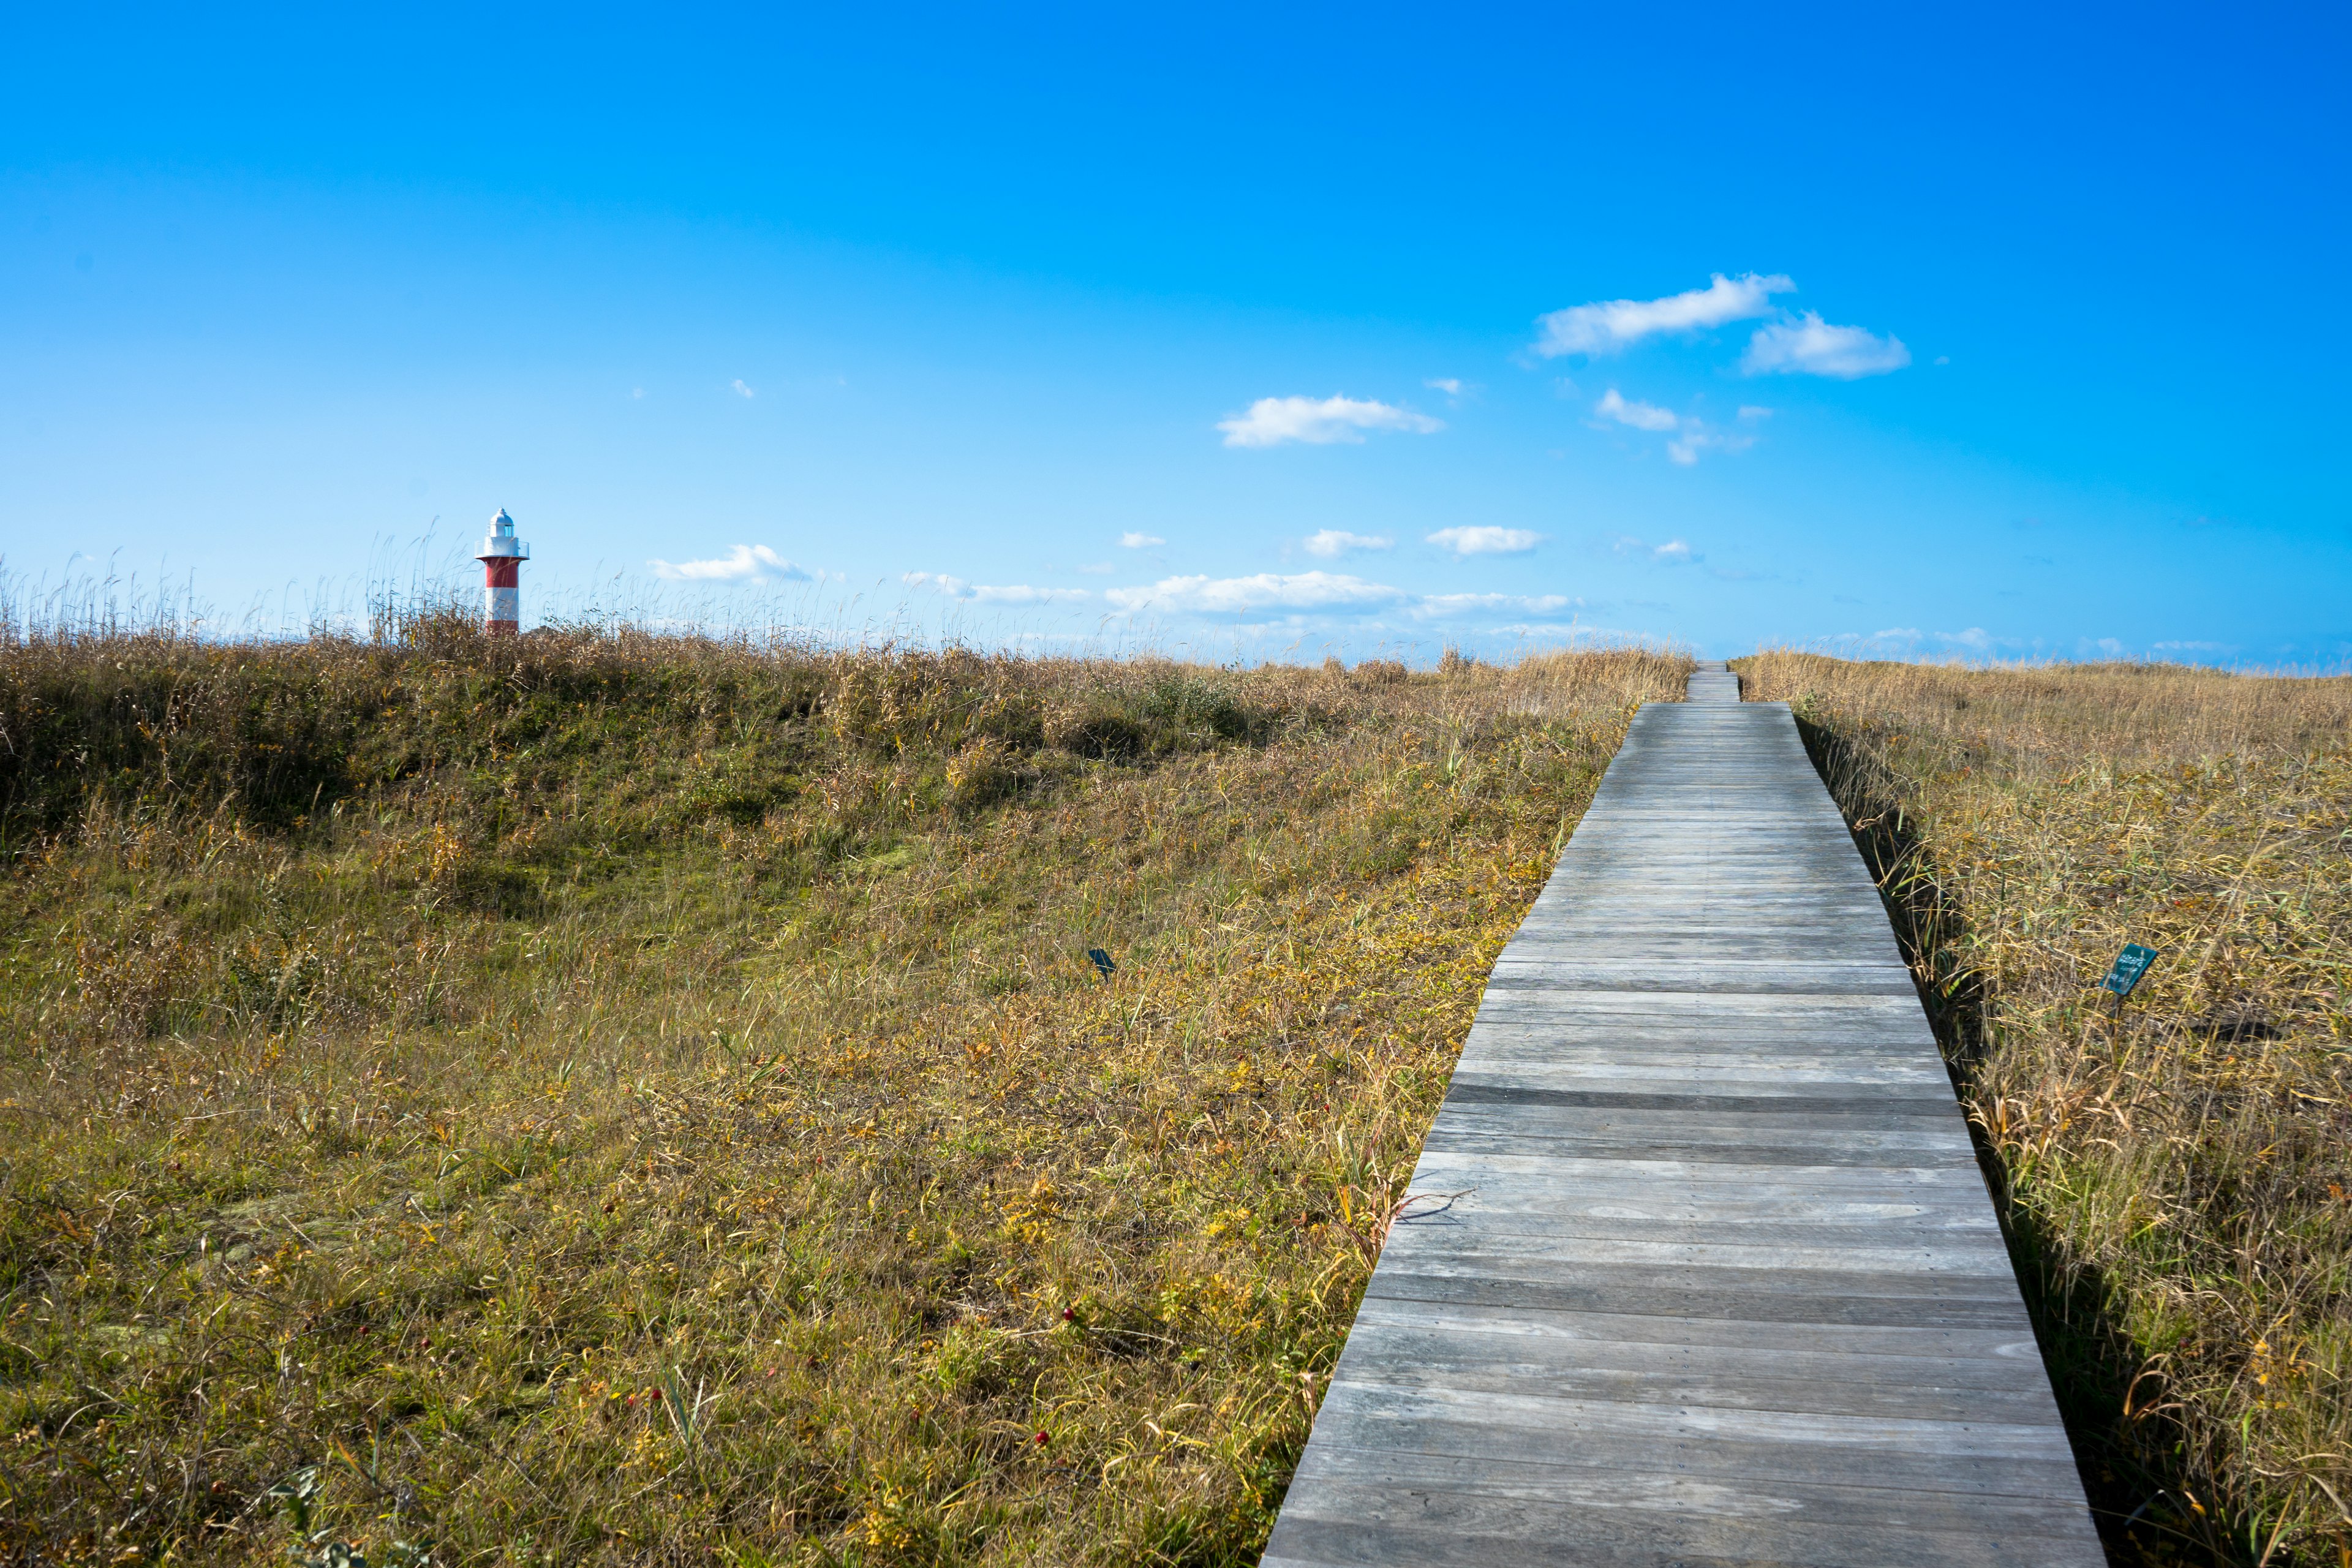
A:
[1262,663,2103,1567]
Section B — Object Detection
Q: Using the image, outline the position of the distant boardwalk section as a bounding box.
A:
[1262,662,2103,1567]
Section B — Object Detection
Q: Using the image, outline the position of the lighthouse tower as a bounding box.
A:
[476,509,529,635]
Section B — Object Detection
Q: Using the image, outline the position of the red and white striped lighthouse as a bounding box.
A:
[475,508,529,635]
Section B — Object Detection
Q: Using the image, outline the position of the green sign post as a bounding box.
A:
[2101,943,2159,1000]
[2098,942,2159,1058]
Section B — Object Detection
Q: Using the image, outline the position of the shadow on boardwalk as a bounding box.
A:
[1789,711,2224,1568]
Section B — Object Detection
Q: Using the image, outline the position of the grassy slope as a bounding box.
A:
[1741,652,2352,1567]
[0,626,1685,1566]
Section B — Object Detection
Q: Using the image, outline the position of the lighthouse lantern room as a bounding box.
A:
[476,509,529,635]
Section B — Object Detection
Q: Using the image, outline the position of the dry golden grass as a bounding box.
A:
[0,622,1685,1566]
[1740,651,2352,1567]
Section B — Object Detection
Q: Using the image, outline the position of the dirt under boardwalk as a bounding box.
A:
[1262,663,2103,1568]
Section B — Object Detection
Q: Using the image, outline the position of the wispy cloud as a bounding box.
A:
[1119,531,1165,548]
[1613,535,1700,563]
[903,572,1091,606]
[1411,592,1577,618]
[649,544,810,582]
[1106,571,1406,613]
[1425,377,1470,398]
[1825,626,2026,657]
[1741,312,1910,379]
[875,561,1611,631]
[1665,424,1757,466]
[1098,571,1585,625]
[730,379,756,398]
[1534,273,1793,358]
[1588,390,1755,464]
[1303,529,1393,558]
[1737,405,1773,421]
[1593,388,1679,432]
[1077,562,1114,575]
[1427,526,1543,557]
[1217,395,1444,448]
[979,585,1091,605]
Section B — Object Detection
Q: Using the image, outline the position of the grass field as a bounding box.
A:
[0,617,1686,1566]
[1740,652,2352,1567]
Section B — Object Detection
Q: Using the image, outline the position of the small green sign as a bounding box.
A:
[2101,943,2159,999]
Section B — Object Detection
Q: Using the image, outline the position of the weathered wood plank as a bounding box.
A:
[1266,1480,2100,1568]
[1259,666,2100,1566]
[1340,1299,2056,1388]
[1329,1346,2067,1425]
[1417,1128,1975,1167]
[1288,1442,2102,1539]
[1379,1185,2007,1233]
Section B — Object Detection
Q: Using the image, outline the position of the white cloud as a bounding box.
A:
[980,586,1091,606]
[1534,273,1793,358]
[1585,391,1757,464]
[1666,423,1758,466]
[1119,531,1166,548]
[1425,377,1465,396]
[1427,526,1543,557]
[1303,529,1393,558]
[1593,388,1679,432]
[1741,312,1910,379]
[649,544,811,582]
[1106,571,1406,614]
[631,386,645,399]
[1479,620,1661,644]
[1216,395,1444,448]
[1826,626,2028,658]
[1737,405,1773,421]
[1613,535,1701,563]
[1410,592,1576,618]
[1102,574,1582,624]
[902,571,1091,606]
[730,379,756,398]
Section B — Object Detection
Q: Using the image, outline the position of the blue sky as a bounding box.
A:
[4,3,2346,662]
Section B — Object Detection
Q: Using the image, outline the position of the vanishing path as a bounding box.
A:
[1261,662,2103,1567]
